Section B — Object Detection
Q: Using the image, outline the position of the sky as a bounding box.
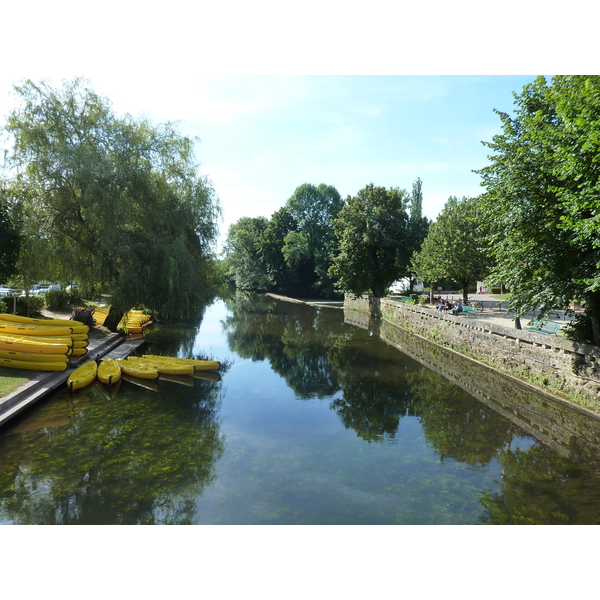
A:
[1,2,594,253]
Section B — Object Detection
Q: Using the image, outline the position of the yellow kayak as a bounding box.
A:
[67,360,98,391]
[97,358,121,386]
[0,357,68,372]
[0,313,87,328]
[128,356,194,376]
[142,355,221,371]
[0,335,72,355]
[0,348,70,363]
[116,358,159,380]
[8,334,88,346]
[0,323,77,336]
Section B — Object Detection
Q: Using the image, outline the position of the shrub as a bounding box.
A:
[44,289,70,309]
[14,295,45,316]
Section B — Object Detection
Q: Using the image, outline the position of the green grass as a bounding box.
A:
[0,369,33,397]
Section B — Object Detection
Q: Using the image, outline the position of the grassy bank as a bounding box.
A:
[0,370,33,397]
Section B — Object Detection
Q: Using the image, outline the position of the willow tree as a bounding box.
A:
[2,78,220,329]
[0,191,20,284]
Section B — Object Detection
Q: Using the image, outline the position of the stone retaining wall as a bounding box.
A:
[345,294,600,412]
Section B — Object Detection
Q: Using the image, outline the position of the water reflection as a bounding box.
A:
[2,295,600,523]
[0,373,224,524]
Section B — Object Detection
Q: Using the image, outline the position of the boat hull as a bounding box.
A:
[67,360,98,391]
[97,358,121,386]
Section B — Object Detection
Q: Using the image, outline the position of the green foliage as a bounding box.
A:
[2,78,220,326]
[285,183,344,297]
[411,196,492,301]
[10,294,45,315]
[44,289,70,309]
[222,183,344,298]
[222,216,271,290]
[0,196,20,283]
[477,75,600,344]
[329,183,411,297]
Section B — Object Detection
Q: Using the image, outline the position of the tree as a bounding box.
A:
[329,183,410,298]
[2,78,220,329]
[257,205,300,294]
[0,192,20,284]
[476,76,600,344]
[286,183,344,297]
[405,177,430,292]
[222,217,271,290]
[410,196,491,302]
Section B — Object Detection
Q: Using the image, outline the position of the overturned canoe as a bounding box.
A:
[0,323,77,337]
[0,313,87,328]
[0,357,68,372]
[0,349,70,363]
[0,335,72,355]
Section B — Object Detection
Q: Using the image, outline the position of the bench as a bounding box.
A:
[523,319,562,335]
[457,306,479,317]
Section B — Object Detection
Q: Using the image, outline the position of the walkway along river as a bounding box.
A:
[1,295,600,524]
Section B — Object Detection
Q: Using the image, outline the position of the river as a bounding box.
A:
[1,294,600,524]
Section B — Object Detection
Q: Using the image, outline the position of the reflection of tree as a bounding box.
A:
[405,367,519,469]
[478,445,600,524]
[222,294,340,399]
[0,378,224,524]
[327,331,416,442]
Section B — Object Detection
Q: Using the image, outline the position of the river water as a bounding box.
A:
[1,294,600,525]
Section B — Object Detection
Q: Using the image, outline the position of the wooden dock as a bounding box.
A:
[0,331,145,429]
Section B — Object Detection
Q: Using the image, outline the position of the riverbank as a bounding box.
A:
[265,292,600,417]
[0,328,144,429]
[346,294,600,416]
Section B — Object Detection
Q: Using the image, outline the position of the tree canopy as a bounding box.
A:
[0,195,19,284]
[329,183,411,297]
[477,75,600,343]
[2,78,220,327]
[410,196,491,301]
[222,182,344,298]
[222,216,271,290]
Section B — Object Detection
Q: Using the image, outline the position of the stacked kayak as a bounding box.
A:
[93,307,152,333]
[0,313,89,371]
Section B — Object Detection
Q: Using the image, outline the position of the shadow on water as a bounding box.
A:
[2,295,600,524]
[0,360,225,525]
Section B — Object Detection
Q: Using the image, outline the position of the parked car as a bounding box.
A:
[0,287,16,297]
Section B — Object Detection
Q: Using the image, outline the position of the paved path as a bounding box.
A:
[436,293,579,329]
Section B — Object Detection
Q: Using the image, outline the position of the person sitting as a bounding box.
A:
[452,301,463,316]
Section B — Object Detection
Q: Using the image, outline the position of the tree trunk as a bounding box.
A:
[103,306,125,332]
[461,280,469,303]
[429,282,435,305]
[584,291,600,346]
